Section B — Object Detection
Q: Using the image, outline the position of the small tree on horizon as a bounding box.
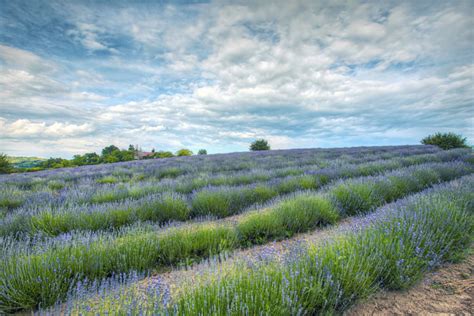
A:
[250,139,270,151]
[176,149,193,156]
[0,153,13,174]
[421,132,469,150]
[102,145,120,156]
[198,149,207,155]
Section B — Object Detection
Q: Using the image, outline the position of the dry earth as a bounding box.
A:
[346,253,474,316]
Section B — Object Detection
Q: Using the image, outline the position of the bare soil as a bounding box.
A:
[345,253,474,316]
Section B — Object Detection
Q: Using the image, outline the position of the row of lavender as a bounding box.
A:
[0,158,472,312]
[1,148,469,238]
[1,145,440,185]
[0,146,440,212]
[48,174,472,315]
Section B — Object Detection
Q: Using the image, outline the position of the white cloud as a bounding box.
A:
[0,45,57,72]
[67,23,116,52]
[0,118,95,138]
[69,92,107,102]
[1,0,473,157]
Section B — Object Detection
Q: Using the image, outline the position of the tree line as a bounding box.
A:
[2,133,467,174]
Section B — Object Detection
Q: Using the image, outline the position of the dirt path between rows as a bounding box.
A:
[140,212,376,297]
[346,252,474,316]
[141,208,473,316]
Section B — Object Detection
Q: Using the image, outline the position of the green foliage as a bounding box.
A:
[158,167,182,179]
[102,145,120,156]
[198,149,207,155]
[28,193,190,236]
[275,175,320,194]
[0,153,13,174]
[156,224,238,266]
[6,156,45,169]
[250,139,270,151]
[96,176,119,184]
[0,222,239,311]
[191,186,278,218]
[170,182,473,315]
[40,157,74,169]
[176,149,193,156]
[153,151,174,158]
[136,193,190,222]
[72,152,101,166]
[2,166,473,311]
[421,132,469,150]
[102,148,135,163]
[237,194,339,245]
[330,182,380,216]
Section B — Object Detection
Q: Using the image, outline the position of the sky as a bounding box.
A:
[0,0,473,158]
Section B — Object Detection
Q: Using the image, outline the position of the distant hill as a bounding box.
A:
[7,156,46,169]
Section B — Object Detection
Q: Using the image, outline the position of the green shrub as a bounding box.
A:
[176,149,193,157]
[237,211,283,245]
[237,195,338,246]
[47,180,65,190]
[421,132,469,150]
[250,139,270,151]
[330,182,379,216]
[275,176,319,194]
[96,176,119,184]
[0,153,13,174]
[0,197,23,210]
[158,167,183,179]
[191,190,234,218]
[136,193,190,222]
[157,223,238,266]
[191,186,277,218]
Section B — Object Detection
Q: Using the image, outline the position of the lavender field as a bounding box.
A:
[0,145,473,314]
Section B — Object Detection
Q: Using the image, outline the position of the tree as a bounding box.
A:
[117,150,135,161]
[198,149,207,155]
[102,145,120,157]
[128,144,136,152]
[176,149,193,156]
[250,139,270,151]
[72,154,86,166]
[83,152,101,165]
[0,154,13,174]
[421,132,469,150]
[154,151,174,158]
[40,158,73,169]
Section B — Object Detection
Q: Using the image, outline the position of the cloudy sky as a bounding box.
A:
[0,0,472,158]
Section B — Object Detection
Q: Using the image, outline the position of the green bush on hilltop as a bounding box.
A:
[250,139,270,151]
[176,149,193,156]
[0,154,13,174]
[421,132,469,150]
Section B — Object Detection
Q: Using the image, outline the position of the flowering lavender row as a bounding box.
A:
[0,148,469,238]
[0,145,440,185]
[0,159,471,312]
[38,174,474,315]
[3,160,470,257]
[0,145,441,214]
[168,175,474,315]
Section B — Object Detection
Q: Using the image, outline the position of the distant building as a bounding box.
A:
[135,151,154,160]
